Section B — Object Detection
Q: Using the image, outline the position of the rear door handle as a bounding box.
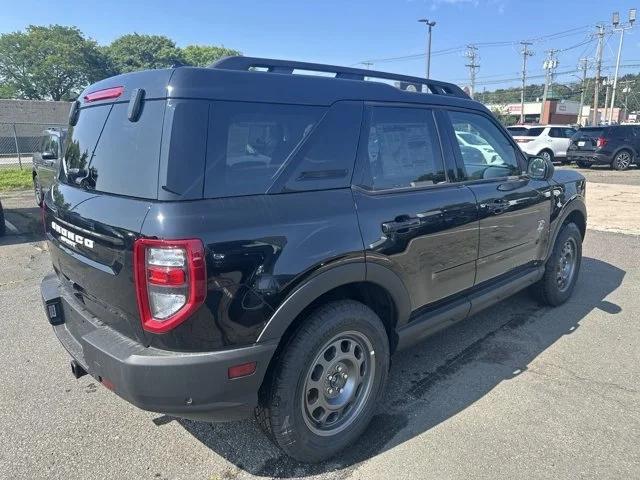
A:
[480,199,508,215]
[382,217,421,234]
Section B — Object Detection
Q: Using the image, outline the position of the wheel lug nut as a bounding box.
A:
[339,388,343,393]
[327,375,332,381]
[328,388,333,394]
[337,365,342,372]
[343,373,348,379]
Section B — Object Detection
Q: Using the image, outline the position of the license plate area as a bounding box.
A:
[578,141,586,147]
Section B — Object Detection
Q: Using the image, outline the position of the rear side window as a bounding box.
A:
[281,102,362,192]
[61,101,164,199]
[359,106,445,191]
[507,127,527,136]
[204,102,324,198]
[549,127,576,138]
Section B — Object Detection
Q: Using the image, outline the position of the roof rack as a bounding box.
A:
[210,56,468,98]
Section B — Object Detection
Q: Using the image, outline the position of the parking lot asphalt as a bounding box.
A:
[1,187,639,480]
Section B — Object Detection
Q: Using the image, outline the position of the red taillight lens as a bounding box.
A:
[596,137,607,148]
[228,362,257,379]
[84,86,124,103]
[133,238,207,333]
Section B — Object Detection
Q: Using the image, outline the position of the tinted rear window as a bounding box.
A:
[524,127,545,137]
[61,101,164,199]
[576,128,604,138]
[204,102,324,198]
[507,127,527,136]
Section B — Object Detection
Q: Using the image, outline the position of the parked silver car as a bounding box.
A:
[32,128,66,206]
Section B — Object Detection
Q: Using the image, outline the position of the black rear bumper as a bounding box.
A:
[567,151,611,165]
[40,273,277,421]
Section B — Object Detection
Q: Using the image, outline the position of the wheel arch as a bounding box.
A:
[546,199,587,262]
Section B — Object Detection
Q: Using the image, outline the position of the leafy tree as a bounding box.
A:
[182,45,241,67]
[0,25,111,100]
[0,82,17,99]
[104,34,183,73]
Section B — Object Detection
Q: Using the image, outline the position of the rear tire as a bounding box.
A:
[539,149,554,163]
[612,150,632,171]
[532,222,582,306]
[256,300,389,463]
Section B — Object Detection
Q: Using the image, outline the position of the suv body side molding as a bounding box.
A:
[396,265,543,351]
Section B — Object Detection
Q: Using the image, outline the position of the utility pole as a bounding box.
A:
[360,61,373,69]
[608,8,636,123]
[603,77,613,123]
[541,49,559,123]
[592,24,606,125]
[465,45,480,99]
[418,18,437,79]
[576,58,589,126]
[519,41,534,124]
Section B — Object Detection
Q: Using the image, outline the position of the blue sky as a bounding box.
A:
[2,0,639,91]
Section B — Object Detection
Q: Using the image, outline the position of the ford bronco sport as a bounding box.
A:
[40,57,587,463]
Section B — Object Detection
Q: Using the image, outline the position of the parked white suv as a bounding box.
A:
[507,125,576,164]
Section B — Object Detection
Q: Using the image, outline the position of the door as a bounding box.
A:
[548,127,576,158]
[353,105,478,313]
[443,109,552,284]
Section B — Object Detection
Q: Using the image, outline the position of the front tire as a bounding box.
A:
[612,150,632,171]
[33,173,43,207]
[257,300,389,463]
[532,222,582,306]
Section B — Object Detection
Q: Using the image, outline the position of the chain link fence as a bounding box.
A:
[0,122,67,169]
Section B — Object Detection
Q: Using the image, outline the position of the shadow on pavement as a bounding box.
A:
[171,256,624,478]
[0,206,44,247]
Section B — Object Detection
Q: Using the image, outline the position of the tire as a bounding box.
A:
[611,150,632,171]
[538,149,554,163]
[33,173,43,207]
[0,201,5,237]
[256,300,390,463]
[576,161,590,169]
[532,222,582,306]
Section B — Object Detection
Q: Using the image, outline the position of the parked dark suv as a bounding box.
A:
[568,124,640,170]
[40,57,587,463]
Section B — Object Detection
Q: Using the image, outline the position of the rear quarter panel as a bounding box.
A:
[140,190,364,351]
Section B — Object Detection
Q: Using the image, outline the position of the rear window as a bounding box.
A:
[523,127,545,137]
[576,128,604,138]
[61,101,164,199]
[507,127,527,136]
[204,102,324,198]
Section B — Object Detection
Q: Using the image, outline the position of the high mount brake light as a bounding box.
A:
[84,86,124,103]
[133,238,207,334]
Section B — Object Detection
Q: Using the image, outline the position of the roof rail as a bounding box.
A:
[210,56,468,98]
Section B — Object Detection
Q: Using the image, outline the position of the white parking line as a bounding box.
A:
[4,220,19,234]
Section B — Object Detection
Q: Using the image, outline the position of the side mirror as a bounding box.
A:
[41,151,57,160]
[527,155,554,181]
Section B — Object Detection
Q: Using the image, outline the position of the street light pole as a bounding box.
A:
[608,9,636,123]
[418,18,436,79]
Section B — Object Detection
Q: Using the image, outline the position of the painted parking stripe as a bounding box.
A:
[4,220,19,234]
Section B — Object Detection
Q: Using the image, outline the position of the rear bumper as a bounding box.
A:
[40,273,277,422]
[567,151,611,165]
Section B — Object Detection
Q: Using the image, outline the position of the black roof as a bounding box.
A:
[79,56,486,113]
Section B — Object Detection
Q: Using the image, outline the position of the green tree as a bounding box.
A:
[0,25,111,100]
[0,82,17,99]
[104,34,183,73]
[181,45,241,67]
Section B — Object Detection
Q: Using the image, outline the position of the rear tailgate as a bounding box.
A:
[44,70,172,343]
[569,127,605,152]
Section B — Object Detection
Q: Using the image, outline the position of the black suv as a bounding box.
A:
[568,124,640,170]
[40,57,587,463]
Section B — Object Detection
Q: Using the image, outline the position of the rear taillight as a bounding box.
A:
[84,86,124,103]
[133,238,206,333]
[596,136,608,148]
